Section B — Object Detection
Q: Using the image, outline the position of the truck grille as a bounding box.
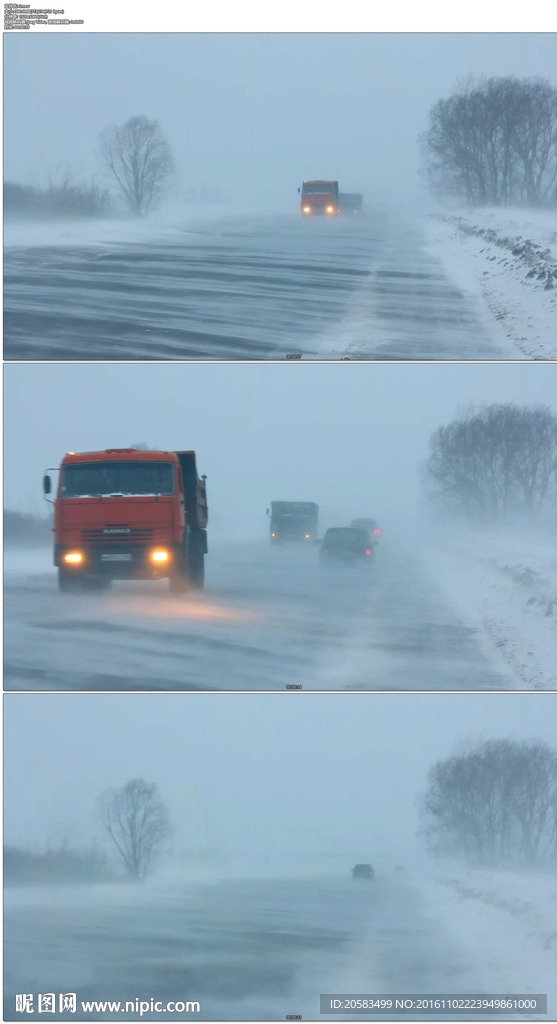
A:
[81,526,154,543]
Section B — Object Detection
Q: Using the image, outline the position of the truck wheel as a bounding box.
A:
[169,545,188,593]
[86,576,112,593]
[169,568,188,594]
[58,567,81,592]
[188,537,205,590]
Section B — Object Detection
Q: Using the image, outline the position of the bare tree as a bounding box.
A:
[418,738,557,867]
[99,778,170,880]
[421,76,557,206]
[512,79,557,205]
[422,402,557,524]
[99,116,173,216]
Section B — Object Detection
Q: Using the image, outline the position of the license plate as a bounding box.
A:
[101,553,132,562]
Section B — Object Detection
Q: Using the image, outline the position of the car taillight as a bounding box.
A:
[373,529,381,534]
[365,549,371,555]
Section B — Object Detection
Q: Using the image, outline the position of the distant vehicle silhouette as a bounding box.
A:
[352,863,374,879]
[320,528,374,563]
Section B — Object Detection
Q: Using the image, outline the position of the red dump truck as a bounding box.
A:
[298,180,339,216]
[43,448,208,593]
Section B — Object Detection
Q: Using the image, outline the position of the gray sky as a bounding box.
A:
[4,33,557,206]
[5,691,557,872]
[4,362,557,537]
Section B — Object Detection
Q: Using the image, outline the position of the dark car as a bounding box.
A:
[320,528,373,563]
[352,863,375,879]
[350,518,382,546]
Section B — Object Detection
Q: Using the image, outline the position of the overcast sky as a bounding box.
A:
[4,34,556,207]
[5,691,557,874]
[5,362,557,537]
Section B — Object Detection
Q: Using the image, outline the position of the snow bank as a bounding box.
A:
[422,207,557,359]
[421,864,557,1016]
[426,527,557,690]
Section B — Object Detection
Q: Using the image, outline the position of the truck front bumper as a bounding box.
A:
[54,543,180,580]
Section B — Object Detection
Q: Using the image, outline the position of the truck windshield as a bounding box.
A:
[61,461,175,497]
[302,184,336,194]
[275,517,311,526]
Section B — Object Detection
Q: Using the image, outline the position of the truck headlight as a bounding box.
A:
[150,549,170,563]
[326,205,335,214]
[63,551,84,565]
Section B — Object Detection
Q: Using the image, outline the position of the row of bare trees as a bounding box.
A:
[419,739,557,867]
[4,841,111,885]
[422,403,557,524]
[421,76,557,206]
[4,176,112,220]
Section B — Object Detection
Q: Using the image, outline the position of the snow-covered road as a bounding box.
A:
[3,209,526,361]
[4,540,520,691]
[4,868,554,1020]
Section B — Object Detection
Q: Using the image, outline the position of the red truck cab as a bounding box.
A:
[299,180,339,216]
[43,448,208,593]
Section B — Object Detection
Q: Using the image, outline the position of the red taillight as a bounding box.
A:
[373,529,381,534]
[365,549,371,555]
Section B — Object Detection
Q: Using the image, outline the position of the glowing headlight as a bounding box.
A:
[326,205,335,214]
[302,206,311,213]
[63,551,83,564]
[151,549,170,563]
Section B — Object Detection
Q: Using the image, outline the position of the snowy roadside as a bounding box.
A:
[425,529,557,690]
[422,208,557,360]
[421,866,557,1017]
